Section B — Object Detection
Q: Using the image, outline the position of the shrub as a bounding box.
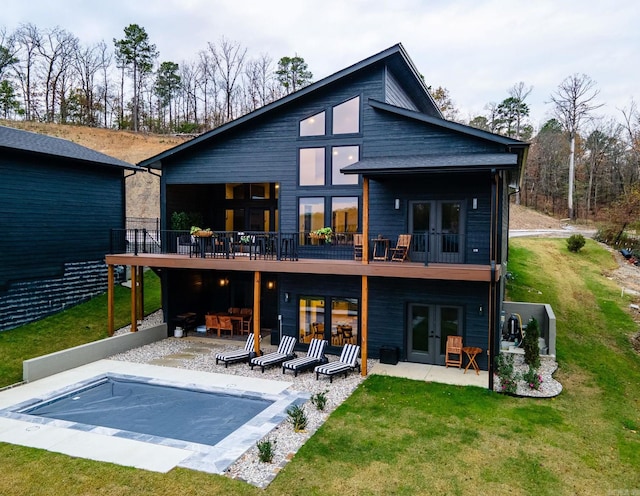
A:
[287,404,308,432]
[567,234,586,252]
[495,353,520,394]
[523,365,543,390]
[256,437,276,463]
[310,390,328,411]
[523,317,541,368]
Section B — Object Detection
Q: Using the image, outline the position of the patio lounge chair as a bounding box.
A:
[314,343,361,383]
[215,333,261,368]
[250,335,297,373]
[282,339,328,377]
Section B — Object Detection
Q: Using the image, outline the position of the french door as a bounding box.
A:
[409,200,463,263]
[408,304,462,365]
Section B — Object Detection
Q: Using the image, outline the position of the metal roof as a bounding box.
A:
[342,153,519,175]
[0,125,140,170]
[138,43,440,169]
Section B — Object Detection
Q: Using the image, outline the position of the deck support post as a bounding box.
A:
[361,275,368,376]
[108,264,115,336]
[362,177,369,264]
[253,271,261,355]
[130,265,138,333]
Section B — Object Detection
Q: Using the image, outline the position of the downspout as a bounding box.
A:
[488,169,499,391]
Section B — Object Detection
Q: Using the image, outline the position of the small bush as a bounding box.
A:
[567,234,586,252]
[523,366,543,390]
[495,353,520,394]
[310,390,328,411]
[287,404,308,432]
[256,437,276,463]
[523,317,541,368]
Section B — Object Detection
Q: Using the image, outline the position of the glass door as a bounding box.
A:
[409,200,463,263]
[408,304,462,365]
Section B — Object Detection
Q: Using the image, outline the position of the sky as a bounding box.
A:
[2,0,638,129]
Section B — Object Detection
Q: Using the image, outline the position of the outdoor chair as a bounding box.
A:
[217,315,234,338]
[250,335,297,373]
[240,311,252,335]
[314,343,361,383]
[353,233,363,260]
[215,333,261,367]
[178,234,197,257]
[445,335,463,368]
[390,234,412,262]
[282,338,328,377]
[205,314,219,335]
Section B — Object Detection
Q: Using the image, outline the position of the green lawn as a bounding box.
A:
[1,240,639,495]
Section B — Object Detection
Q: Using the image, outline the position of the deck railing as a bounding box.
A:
[109,229,489,264]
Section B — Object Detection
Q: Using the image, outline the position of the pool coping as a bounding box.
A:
[0,359,308,474]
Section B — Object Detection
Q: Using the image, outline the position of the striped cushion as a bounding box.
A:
[215,334,258,366]
[283,339,328,375]
[250,335,297,371]
[314,344,360,380]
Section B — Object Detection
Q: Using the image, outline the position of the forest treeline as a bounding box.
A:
[1,22,638,223]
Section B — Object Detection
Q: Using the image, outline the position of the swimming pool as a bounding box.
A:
[0,361,308,474]
[19,376,274,447]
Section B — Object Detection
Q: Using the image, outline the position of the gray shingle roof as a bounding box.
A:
[341,153,519,175]
[0,125,139,170]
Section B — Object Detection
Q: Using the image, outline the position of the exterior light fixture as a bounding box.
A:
[394,198,400,210]
[267,280,275,290]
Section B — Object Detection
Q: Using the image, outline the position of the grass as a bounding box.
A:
[0,270,161,388]
[1,239,640,495]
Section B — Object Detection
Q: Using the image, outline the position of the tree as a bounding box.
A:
[154,61,180,131]
[12,23,42,120]
[468,115,491,132]
[495,96,530,138]
[114,24,158,131]
[550,73,603,219]
[210,37,246,122]
[428,86,458,121]
[275,55,312,95]
[0,79,21,118]
[508,81,533,138]
[0,27,18,79]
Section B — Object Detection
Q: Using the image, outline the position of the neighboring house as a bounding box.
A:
[0,125,141,330]
[106,44,530,383]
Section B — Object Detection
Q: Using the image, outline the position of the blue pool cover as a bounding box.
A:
[22,377,274,446]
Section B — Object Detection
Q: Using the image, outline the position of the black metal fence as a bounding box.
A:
[109,229,489,264]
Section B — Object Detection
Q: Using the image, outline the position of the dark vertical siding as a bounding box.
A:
[368,278,489,369]
[385,68,419,111]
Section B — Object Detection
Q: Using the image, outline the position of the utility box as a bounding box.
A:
[270,329,280,346]
[379,346,399,365]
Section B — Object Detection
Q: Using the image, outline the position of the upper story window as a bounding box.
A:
[299,111,325,136]
[331,146,359,185]
[332,96,360,134]
[299,148,325,185]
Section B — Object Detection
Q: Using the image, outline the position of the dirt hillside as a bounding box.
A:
[1,120,189,220]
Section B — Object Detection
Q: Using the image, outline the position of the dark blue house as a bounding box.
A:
[108,44,528,382]
[0,125,141,330]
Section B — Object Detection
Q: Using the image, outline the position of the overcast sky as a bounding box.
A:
[2,0,638,129]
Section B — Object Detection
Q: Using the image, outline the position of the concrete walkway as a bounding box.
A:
[370,361,488,388]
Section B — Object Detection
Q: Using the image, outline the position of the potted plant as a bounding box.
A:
[310,227,333,244]
[190,226,213,237]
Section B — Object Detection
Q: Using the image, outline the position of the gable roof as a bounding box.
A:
[0,125,140,170]
[342,99,529,177]
[139,43,440,169]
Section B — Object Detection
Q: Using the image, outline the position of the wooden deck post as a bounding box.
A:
[137,266,144,322]
[130,265,138,332]
[362,177,369,264]
[361,275,368,376]
[108,264,114,336]
[253,271,261,355]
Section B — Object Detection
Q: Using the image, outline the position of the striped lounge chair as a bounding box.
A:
[215,333,261,367]
[282,339,328,377]
[250,335,297,373]
[314,343,361,383]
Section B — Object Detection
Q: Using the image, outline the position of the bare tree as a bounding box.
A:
[38,27,79,122]
[73,42,105,126]
[209,37,246,122]
[508,81,533,138]
[12,23,42,120]
[97,41,112,128]
[550,73,603,219]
